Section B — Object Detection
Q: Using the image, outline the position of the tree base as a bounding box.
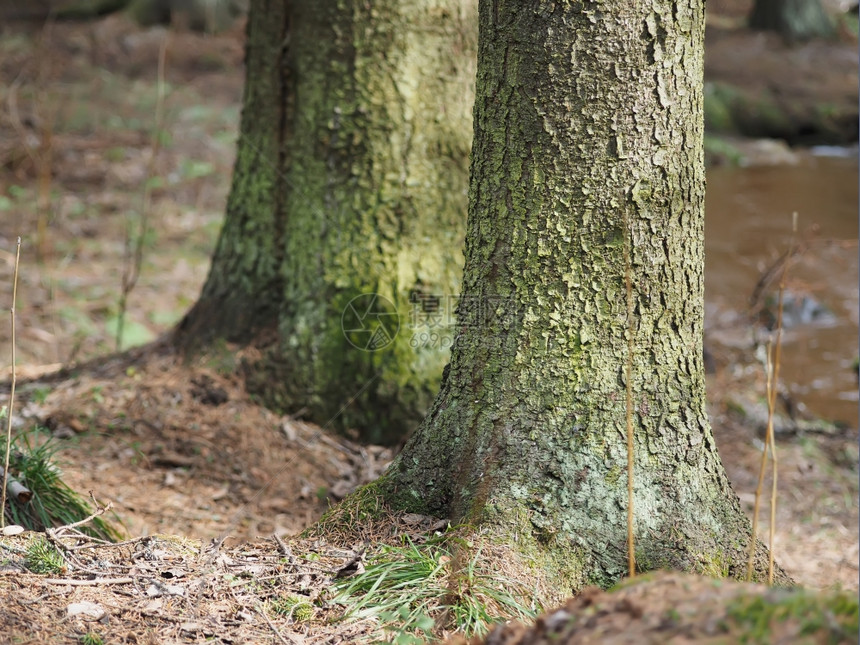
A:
[307,476,792,616]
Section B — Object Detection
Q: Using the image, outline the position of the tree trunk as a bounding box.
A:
[749,0,835,41]
[177,0,289,345]
[381,0,788,594]
[177,0,477,444]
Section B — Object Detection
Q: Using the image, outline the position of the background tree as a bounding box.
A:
[749,0,835,41]
[176,0,477,444]
[372,0,788,596]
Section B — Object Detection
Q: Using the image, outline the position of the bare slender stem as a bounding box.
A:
[746,213,794,582]
[117,35,168,350]
[763,214,796,584]
[624,215,635,578]
[746,340,771,581]
[2,237,22,528]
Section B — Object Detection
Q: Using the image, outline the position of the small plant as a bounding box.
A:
[333,535,538,641]
[746,213,797,584]
[25,536,64,574]
[378,606,435,645]
[80,633,104,645]
[268,594,314,622]
[0,427,121,541]
[31,387,51,405]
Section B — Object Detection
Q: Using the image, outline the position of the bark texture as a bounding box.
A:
[178,0,477,443]
[382,0,787,593]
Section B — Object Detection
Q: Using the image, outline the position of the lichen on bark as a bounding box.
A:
[378,0,789,595]
[178,0,478,444]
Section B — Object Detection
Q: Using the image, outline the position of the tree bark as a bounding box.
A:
[381,0,788,594]
[177,0,477,444]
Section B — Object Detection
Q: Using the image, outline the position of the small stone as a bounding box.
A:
[67,601,106,620]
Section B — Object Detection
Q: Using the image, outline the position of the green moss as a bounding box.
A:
[725,588,859,644]
[704,82,737,133]
[301,475,440,542]
[704,82,794,139]
[746,95,794,137]
[605,465,623,486]
[204,338,238,376]
[704,135,744,166]
[633,549,655,575]
[475,500,589,605]
[697,548,730,578]
[308,480,390,532]
[606,570,660,592]
[268,594,314,622]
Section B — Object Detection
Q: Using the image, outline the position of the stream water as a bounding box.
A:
[704,151,858,428]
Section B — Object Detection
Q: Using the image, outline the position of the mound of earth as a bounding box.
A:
[451,572,859,645]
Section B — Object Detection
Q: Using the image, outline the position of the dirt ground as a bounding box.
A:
[0,6,857,644]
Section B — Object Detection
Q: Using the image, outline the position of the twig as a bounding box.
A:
[1,237,22,528]
[748,223,816,315]
[43,577,134,586]
[273,533,293,557]
[624,212,635,578]
[0,467,32,503]
[46,501,113,535]
[116,34,169,350]
[66,534,153,551]
[767,355,779,585]
[762,214,794,585]
[256,600,303,645]
[746,213,794,583]
[44,501,118,573]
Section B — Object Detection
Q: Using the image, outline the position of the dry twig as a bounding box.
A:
[43,577,134,586]
[746,213,795,583]
[623,208,636,577]
[1,237,22,528]
[116,34,169,350]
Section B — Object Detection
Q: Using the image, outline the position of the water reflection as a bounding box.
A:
[705,152,858,427]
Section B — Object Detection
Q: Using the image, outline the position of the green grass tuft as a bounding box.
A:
[25,536,64,574]
[333,535,538,641]
[0,425,122,541]
[268,594,315,622]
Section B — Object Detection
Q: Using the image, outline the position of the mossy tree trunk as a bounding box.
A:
[177,0,477,444]
[381,0,788,593]
[177,0,289,345]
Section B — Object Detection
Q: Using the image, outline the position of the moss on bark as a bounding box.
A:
[374,0,790,597]
[178,0,477,443]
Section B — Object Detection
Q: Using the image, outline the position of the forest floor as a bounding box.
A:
[0,3,857,644]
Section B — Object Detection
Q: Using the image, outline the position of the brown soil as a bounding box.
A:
[0,9,857,644]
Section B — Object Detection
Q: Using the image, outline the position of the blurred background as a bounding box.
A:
[1,0,855,425]
[0,0,856,586]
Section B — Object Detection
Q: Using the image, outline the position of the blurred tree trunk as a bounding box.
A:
[749,0,835,40]
[176,0,476,444]
[177,0,288,345]
[379,0,788,595]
